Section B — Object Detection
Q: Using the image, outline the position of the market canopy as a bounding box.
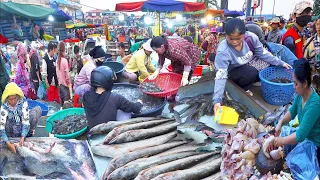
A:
[0,1,71,21]
[223,9,245,17]
[115,0,206,12]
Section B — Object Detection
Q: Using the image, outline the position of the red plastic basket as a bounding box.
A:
[140,73,182,98]
[166,64,202,76]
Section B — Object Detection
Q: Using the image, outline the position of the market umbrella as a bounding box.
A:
[223,9,245,17]
[116,0,205,12]
[116,0,205,35]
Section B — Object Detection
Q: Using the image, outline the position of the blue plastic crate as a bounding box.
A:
[27,99,48,116]
[259,67,294,106]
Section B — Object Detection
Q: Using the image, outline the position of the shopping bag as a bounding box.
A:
[286,139,320,180]
[37,83,46,99]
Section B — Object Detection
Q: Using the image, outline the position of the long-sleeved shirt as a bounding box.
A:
[74,56,96,87]
[0,98,30,142]
[158,38,201,74]
[41,54,57,86]
[56,57,70,87]
[288,89,320,146]
[125,49,156,79]
[213,31,285,104]
[304,34,320,63]
[266,29,282,44]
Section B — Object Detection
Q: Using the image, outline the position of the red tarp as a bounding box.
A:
[184,2,206,12]
[116,1,145,12]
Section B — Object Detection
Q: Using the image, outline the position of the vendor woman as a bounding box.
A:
[83,66,143,130]
[73,46,105,97]
[123,39,156,84]
[213,18,291,114]
[268,59,320,165]
[0,83,41,153]
[150,36,201,86]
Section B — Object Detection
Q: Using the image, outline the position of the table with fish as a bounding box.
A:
[0,137,97,179]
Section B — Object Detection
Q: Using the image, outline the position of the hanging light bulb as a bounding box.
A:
[201,18,206,24]
[164,18,169,23]
[48,15,54,22]
[206,14,212,20]
[167,22,173,28]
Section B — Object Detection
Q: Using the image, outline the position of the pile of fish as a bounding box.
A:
[112,86,164,113]
[140,82,163,93]
[174,92,254,123]
[270,78,292,84]
[262,104,290,125]
[51,114,87,135]
[88,117,223,180]
[221,118,290,180]
[0,138,97,179]
[250,171,293,180]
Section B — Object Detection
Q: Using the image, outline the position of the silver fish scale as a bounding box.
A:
[112,87,164,113]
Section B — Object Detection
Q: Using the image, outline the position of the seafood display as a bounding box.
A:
[112,85,164,113]
[51,114,87,135]
[270,78,292,84]
[0,138,97,179]
[262,104,290,125]
[140,82,163,93]
[88,117,223,180]
[174,92,254,123]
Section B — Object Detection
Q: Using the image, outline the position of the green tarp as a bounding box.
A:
[0,2,55,20]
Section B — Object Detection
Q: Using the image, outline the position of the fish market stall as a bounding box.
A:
[0,137,97,179]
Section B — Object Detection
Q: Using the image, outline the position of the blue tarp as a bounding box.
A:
[142,0,185,12]
[224,9,245,17]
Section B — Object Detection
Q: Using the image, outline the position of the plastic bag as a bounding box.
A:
[286,139,320,180]
[37,83,46,99]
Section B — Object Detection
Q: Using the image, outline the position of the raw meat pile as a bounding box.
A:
[221,118,265,180]
[221,118,289,180]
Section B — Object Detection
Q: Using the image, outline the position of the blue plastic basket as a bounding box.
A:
[259,67,294,106]
[27,99,48,116]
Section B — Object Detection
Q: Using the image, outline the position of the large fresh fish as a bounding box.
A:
[109,122,179,144]
[104,119,174,144]
[201,172,222,180]
[152,156,221,180]
[92,131,177,158]
[156,144,200,156]
[16,145,69,177]
[89,117,160,135]
[0,156,8,176]
[135,153,215,180]
[106,151,200,180]
[103,141,187,179]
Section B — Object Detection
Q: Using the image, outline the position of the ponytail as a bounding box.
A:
[57,42,65,69]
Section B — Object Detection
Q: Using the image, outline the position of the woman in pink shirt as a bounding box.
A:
[56,42,72,106]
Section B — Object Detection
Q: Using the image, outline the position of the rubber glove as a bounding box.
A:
[148,68,160,80]
[69,85,73,99]
[181,71,190,86]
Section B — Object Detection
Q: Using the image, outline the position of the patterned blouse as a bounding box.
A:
[158,38,201,74]
[0,98,30,142]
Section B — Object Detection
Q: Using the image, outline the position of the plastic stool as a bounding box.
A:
[73,94,82,107]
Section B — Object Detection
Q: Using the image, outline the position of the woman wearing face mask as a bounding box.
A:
[74,46,105,97]
[14,43,31,96]
[282,1,313,59]
[212,18,291,115]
